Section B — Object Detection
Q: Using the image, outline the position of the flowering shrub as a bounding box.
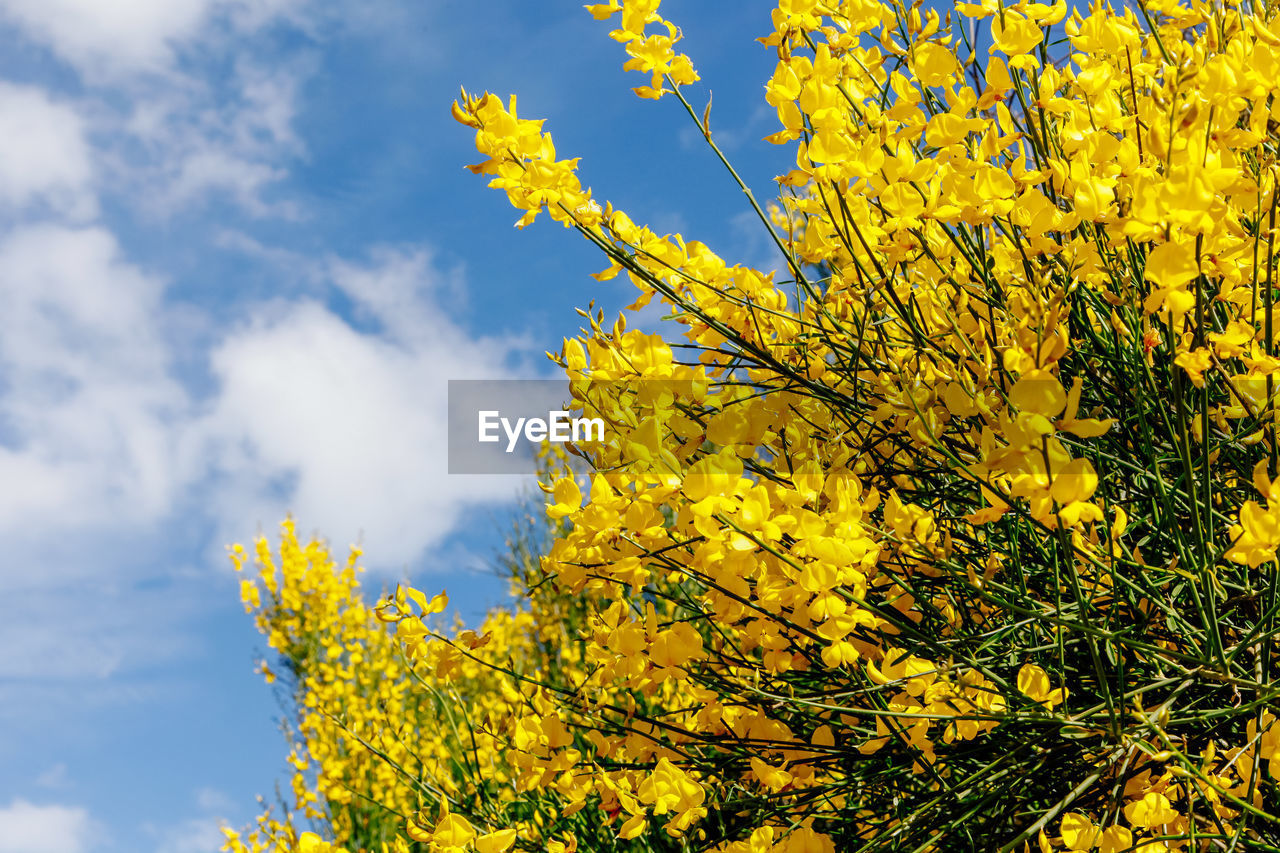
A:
[234,0,1280,850]
[224,500,597,853]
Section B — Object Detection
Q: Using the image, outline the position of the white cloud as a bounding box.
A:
[0,799,95,853]
[34,764,69,790]
[230,58,303,153]
[193,788,233,815]
[191,248,530,568]
[328,247,470,344]
[0,83,94,220]
[143,788,234,853]
[0,0,212,73]
[0,225,185,534]
[151,817,226,853]
[0,0,311,77]
[0,0,314,218]
[100,54,310,219]
[165,149,291,217]
[0,13,549,845]
[0,226,188,687]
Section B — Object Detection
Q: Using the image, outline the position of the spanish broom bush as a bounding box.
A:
[233,0,1280,849]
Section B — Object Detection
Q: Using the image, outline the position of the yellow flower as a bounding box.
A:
[750,756,793,793]
[1017,664,1067,708]
[1226,499,1280,567]
[637,758,706,835]
[991,10,1043,55]
[911,42,959,87]
[547,475,583,519]
[475,829,518,853]
[298,833,329,853]
[1174,348,1213,388]
[1123,792,1178,828]
[432,813,477,850]
[1058,813,1098,851]
[1010,369,1066,418]
[1098,826,1134,853]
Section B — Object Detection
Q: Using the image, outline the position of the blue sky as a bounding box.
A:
[0,1,790,851]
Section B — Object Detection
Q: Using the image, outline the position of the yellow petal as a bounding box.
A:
[476,829,518,853]
[1051,457,1098,505]
[1144,241,1198,290]
[1254,459,1273,498]
[1010,370,1066,418]
[1059,813,1097,850]
[618,813,647,840]
[1017,663,1051,702]
[298,833,328,853]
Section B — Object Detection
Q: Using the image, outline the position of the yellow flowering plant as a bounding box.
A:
[226,455,686,853]
[236,0,1280,850]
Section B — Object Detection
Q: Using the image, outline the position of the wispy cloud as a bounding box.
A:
[0,0,213,74]
[0,225,184,535]
[0,0,311,78]
[0,798,96,853]
[0,82,95,220]
[111,55,312,218]
[144,786,238,853]
[151,818,227,853]
[0,0,319,222]
[34,764,70,790]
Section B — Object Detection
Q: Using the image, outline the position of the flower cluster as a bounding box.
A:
[587,0,698,99]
